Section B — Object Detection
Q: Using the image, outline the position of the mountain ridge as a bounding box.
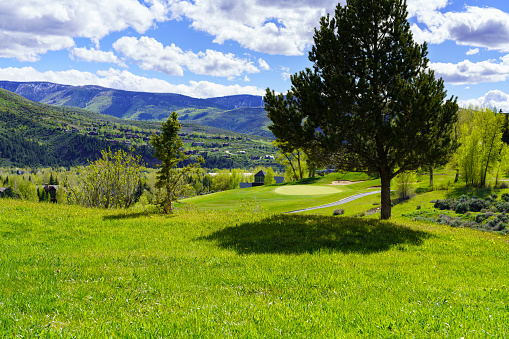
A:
[0,80,271,137]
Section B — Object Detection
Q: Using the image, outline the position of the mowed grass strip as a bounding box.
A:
[1,198,508,337]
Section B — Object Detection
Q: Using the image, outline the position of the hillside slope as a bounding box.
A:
[0,81,271,137]
[0,88,277,168]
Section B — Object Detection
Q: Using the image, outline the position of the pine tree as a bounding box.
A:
[264,0,458,219]
[150,112,203,213]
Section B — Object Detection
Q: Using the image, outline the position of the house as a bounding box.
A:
[253,170,266,187]
[192,142,205,147]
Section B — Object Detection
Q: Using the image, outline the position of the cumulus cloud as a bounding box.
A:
[169,0,341,56]
[0,66,265,98]
[258,58,270,71]
[466,48,479,56]
[0,0,168,61]
[430,55,509,85]
[410,5,509,52]
[113,36,261,77]
[459,90,509,111]
[71,47,126,66]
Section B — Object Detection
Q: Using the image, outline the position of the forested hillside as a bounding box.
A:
[0,81,272,137]
[0,88,278,169]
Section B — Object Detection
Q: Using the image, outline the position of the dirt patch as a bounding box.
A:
[329,180,364,185]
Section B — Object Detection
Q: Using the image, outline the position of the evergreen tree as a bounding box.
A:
[151,112,203,213]
[264,0,458,219]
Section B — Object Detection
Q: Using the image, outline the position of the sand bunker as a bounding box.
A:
[275,185,341,196]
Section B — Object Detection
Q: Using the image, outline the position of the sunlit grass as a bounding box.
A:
[1,197,508,337]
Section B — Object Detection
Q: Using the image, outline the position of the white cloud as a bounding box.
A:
[0,66,265,98]
[258,58,270,71]
[459,90,509,111]
[0,0,168,61]
[72,47,126,66]
[113,36,260,77]
[410,5,509,52]
[169,0,341,56]
[430,55,509,85]
[281,66,291,81]
[0,31,74,62]
[466,48,479,56]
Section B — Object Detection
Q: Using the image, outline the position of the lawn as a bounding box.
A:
[1,194,508,337]
[181,172,379,214]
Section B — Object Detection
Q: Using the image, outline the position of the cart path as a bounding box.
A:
[285,190,381,214]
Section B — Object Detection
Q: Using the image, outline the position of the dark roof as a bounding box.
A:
[254,170,266,177]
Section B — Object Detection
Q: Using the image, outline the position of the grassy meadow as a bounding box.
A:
[1,171,509,337]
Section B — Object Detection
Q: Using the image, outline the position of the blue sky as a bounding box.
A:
[0,0,508,110]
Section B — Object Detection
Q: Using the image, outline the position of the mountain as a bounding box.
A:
[0,88,276,168]
[0,81,272,137]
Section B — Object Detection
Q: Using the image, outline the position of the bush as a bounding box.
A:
[333,209,345,216]
[434,199,452,210]
[395,171,416,200]
[67,148,143,209]
[468,198,488,212]
[454,202,469,214]
[495,201,509,213]
[475,213,487,223]
[500,182,509,189]
[502,193,509,202]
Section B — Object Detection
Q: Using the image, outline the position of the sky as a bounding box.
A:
[0,0,509,110]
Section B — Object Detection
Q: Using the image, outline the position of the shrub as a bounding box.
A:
[395,171,417,200]
[475,213,487,223]
[454,202,469,214]
[500,182,509,189]
[468,198,488,212]
[502,193,509,202]
[434,199,452,210]
[333,209,345,216]
[67,148,143,209]
[495,202,509,213]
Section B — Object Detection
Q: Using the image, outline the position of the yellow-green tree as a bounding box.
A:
[454,108,505,187]
[68,148,143,208]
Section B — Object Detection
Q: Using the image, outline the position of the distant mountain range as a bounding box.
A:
[0,81,271,137]
[0,87,274,168]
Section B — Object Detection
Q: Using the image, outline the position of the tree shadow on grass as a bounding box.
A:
[199,215,432,255]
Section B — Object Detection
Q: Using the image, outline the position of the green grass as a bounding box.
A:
[1,197,508,337]
[182,172,380,214]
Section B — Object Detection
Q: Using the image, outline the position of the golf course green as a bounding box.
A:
[274,185,341,195]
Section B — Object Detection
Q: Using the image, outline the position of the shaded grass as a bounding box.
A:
[201,215,431,255]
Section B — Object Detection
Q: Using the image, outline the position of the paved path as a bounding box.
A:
[285,190,381,214]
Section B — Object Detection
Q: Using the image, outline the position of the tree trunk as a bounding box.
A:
[429,167,433,189]
[380,170,392,220]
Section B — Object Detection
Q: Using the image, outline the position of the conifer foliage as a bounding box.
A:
[151,112,202,213]
[264,0,458,219]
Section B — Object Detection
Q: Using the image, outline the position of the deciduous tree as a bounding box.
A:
[68,148,143,209]
[264,0,458,219]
